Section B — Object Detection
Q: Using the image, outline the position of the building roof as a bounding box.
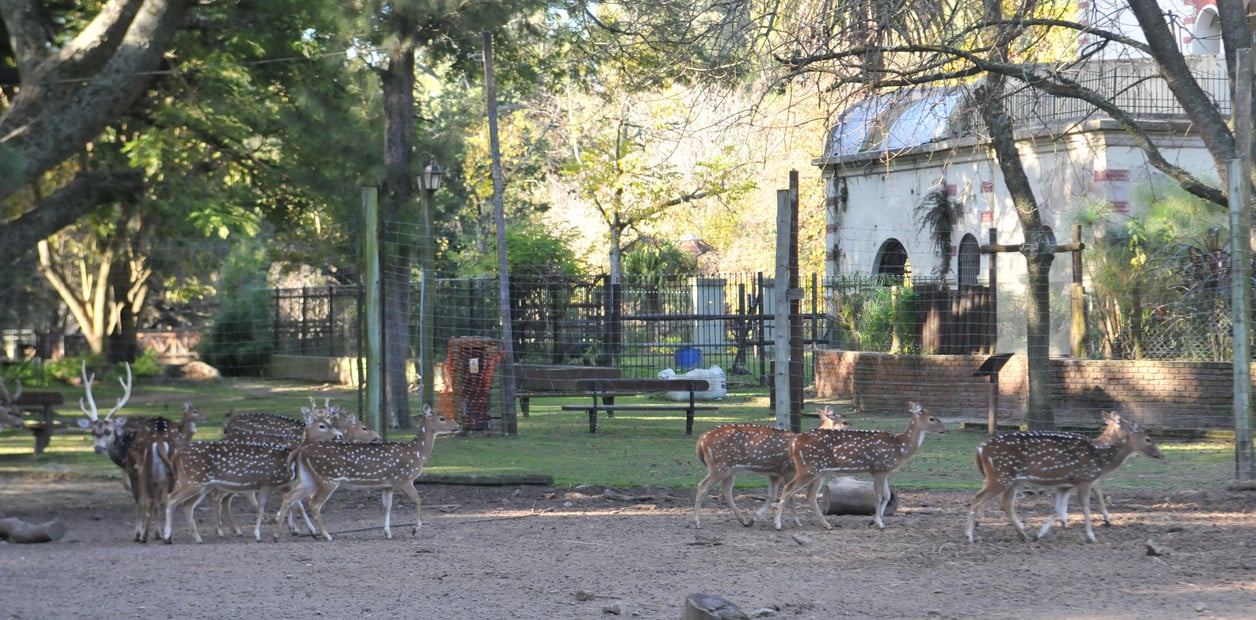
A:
[824,87,966,158]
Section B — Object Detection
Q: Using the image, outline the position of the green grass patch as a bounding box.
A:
[0,380,1240,492]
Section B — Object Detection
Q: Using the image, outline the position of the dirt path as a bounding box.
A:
[1,476,1253,619]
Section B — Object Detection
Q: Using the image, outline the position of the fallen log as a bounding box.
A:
[0,516,67,544]
[817,476,897,516]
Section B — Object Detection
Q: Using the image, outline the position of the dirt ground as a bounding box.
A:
[1,474,1254,620]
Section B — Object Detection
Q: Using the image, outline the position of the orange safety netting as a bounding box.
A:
[440,337,503,431]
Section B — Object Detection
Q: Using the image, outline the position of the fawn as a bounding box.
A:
[772,401,947,530]
[693,405,846,528]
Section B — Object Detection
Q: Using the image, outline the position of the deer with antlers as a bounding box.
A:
[772,401,948,530]
[162,411,345,543]
[965,419,1164,543]
[75,362,138,478]
[273,404,460,542]
[693,405,847,528]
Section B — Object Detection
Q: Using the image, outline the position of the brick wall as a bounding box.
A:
[814,350,1240,429]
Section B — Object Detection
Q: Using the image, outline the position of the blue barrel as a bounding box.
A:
[675,347,702,370]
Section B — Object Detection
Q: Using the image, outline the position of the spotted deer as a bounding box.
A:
[274,404,460,542]
[693,405,847,528]
[162,411,345,543]
[772,401,948,530]
[965,423,1163,543]
[75,361,139,477]
[125,401,206,543]
[215,399,379,533]
[1048,411,1130,528]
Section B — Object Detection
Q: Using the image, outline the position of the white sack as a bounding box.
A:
[657,365,727,401]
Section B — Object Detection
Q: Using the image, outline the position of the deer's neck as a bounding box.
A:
[896,425,926,456]
[1095,439,1135,470]
[411,427,437,457]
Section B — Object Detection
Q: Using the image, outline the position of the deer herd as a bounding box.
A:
[694,401,1164,543]
[49,361,1164,545]
[69,362,460,544]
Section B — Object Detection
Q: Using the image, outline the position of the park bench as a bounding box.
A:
[11,391,68,455]
[560,378,718,435]
[513,364,623,417]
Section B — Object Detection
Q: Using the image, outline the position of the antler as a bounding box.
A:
[79,361,133,422]
[80,361,99,421]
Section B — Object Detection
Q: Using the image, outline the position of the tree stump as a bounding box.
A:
[818,476,897,516]
[0,516,67,543]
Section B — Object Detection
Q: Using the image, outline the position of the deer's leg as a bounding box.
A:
[188,489,213,544]
[967,479,1010,542]
[691,468,723,529]
[999,487,1031,542]
[723,475,754,527]
[802,476,831,530]
[400,484,425,536]
[214,491,238,537]
[273,483,310,542]
[251,486,272,542]
[1077,482,1098,543]
[771,477,797,530]
[291,501,314,535]
[381,489,395,539]
[1036,488,1070,541]
[1092,483,1111,526]
[162,485,185,544]
[305,482,339,542]
[752,475,777,526]
[870,474,890,529]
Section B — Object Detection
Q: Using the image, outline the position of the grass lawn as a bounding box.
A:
[0,379,1239,493]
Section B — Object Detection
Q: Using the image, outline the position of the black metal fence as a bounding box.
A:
[245,273,984,385]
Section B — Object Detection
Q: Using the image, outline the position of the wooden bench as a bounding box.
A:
[560,378,718,435]
[513,364,623,417]
[10,392,67,455]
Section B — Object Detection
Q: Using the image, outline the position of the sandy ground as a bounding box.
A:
[1,475,1254,620]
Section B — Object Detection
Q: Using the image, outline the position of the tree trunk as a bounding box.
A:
[106,248,137,364]
[379,17,418,430]
[976,49,1057,429]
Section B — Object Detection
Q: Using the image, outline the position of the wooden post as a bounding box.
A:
[774,189,791,430]
[1070,224,1086,358]
[1231,48,1254,481]
[788,170,804,433]
[362,187,383,434]
[987,228,998,355]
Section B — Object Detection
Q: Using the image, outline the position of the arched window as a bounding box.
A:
[957,234,980,287]
[1192,7,1221,55]
[874,239,911,284]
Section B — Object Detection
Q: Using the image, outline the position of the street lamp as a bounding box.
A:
[420,162,444,192]
[418,161,443,414]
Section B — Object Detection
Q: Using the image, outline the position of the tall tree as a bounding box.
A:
[0,0,192,266]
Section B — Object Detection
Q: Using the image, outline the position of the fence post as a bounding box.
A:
[362,187,383,433]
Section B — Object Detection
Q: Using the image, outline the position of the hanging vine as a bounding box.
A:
[913,184,962,281]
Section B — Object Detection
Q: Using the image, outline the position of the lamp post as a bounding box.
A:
[418,161,443,414]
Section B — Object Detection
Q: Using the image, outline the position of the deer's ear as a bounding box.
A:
[908,401,921,413]
[77,418,92,429]
[113,417,128,427]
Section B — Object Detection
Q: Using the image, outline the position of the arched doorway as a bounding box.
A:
[874,239,911,283]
